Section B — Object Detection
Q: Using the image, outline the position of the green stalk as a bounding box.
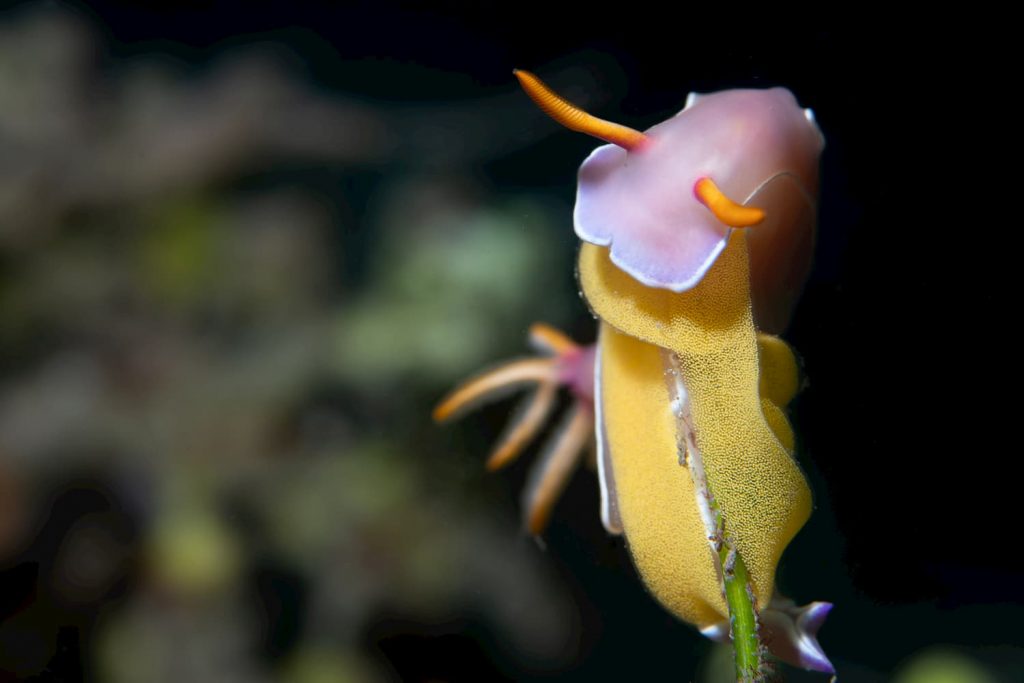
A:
[666,352,765,681]
[719,542,762,682]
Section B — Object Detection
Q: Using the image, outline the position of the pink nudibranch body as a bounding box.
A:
[575,87,824,333]
[435,72,832,674]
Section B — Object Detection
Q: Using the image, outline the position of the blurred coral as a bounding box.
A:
[0,7,579,681]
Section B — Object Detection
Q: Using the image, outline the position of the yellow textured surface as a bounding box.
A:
[757,333,800,408]
[599,323,726,627]
[757,333,799,452]
[581,234,811,620]
[761,399,795,453]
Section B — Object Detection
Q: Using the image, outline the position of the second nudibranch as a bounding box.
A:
[435,70,832,673]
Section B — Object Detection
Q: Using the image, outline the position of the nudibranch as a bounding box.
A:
[435,70,832,674]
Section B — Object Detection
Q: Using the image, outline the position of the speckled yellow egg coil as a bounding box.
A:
[581,233,811,627]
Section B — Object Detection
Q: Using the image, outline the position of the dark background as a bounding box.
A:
[0,2,1013,681]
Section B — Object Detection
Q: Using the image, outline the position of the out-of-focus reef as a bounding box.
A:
[0,8,579,681]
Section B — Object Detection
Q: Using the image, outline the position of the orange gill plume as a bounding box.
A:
[433,323,595,535]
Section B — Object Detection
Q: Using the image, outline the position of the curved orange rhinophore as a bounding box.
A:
[514,69,648,151]
[694,177,766,228]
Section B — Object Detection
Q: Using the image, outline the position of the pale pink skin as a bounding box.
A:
[574,88,824,333]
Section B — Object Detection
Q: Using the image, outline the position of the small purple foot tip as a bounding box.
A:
[761,596,835,674]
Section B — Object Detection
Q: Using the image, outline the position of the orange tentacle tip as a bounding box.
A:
[693,177,766,228]
[529,322,578,355]
[523,402,593,534]
[513,69,649,151]
[484,381,558,471]
[431,358,556,423]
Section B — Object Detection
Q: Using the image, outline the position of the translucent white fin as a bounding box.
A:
[594,337,623,535]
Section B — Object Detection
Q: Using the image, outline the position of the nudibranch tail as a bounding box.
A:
[694,177,766,228]
[513,69,648,151]
[760,597,835,673]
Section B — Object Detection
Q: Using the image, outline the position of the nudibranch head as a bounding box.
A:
[514,70,823,332]
[574,87,824,332]
[577,88,823,333]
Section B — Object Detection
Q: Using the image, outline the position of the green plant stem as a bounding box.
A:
[719,543,762,682]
